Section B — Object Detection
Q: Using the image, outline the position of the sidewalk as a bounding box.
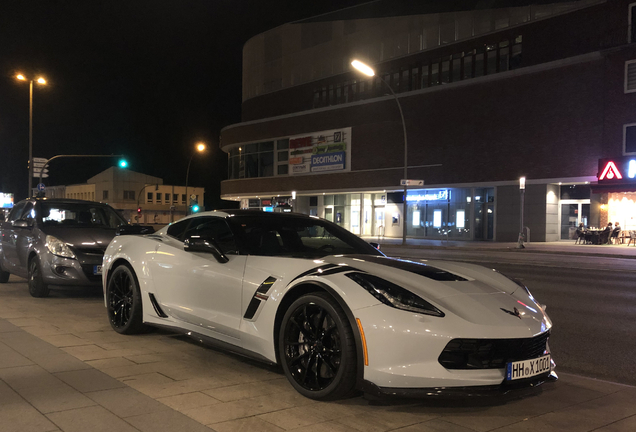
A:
[364,236,636,259]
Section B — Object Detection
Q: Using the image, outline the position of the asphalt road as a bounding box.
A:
[382,246,636,386]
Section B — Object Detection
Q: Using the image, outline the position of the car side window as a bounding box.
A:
[20,203,35,221]
[7,202,26,222]
[184,217,238,254]
[166,220,191,240]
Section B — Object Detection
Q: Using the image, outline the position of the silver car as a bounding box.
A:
[0,198,129,297]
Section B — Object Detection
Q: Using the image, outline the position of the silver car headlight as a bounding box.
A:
[45,235,76,259]
[346,272,444,317]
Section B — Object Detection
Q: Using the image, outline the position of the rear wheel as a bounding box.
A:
[106,264,149,334]
[28,257,49,297]
[279,292,357,400]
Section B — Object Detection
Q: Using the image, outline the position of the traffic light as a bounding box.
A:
[119,159,128,168]
[137,207,142,215]
[189,196,200,214]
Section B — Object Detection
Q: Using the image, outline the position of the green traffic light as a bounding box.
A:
[119,159,128,168]
[192,205,200,213]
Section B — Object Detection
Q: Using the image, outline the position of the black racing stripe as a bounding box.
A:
[288,264,340,284]
[315,266,355,277]
[346,255,467,281]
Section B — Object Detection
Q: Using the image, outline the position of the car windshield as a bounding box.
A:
[229,215,382,258]
[39,203,126,228]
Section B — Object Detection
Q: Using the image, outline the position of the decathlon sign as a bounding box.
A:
[311,151,345,172]
[597,157,636,183]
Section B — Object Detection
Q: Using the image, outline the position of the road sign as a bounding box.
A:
[33,168,49,176]
[36,173,49,178]
[37,183,46,192]
[33,157,48,163]
[32,162,47,168]
[400,179,424,186]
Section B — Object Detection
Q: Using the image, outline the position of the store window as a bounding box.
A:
[147,192,153,203]
[624,123,636,154]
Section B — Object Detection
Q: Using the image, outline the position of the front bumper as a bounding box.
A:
[41,252,103,287]
[362,371,558,399]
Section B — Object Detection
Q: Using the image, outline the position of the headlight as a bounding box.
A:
[45,235,76,259]
[346,272,444,317]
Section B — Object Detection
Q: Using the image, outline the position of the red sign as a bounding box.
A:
[289,137,312,149]
[598,161,623,180]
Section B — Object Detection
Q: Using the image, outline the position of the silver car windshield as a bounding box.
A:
[39,203,126,228]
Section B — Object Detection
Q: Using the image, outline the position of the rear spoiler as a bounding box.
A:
[116,225,155,236]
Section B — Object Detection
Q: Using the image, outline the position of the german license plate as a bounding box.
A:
[506,354,550,381]
[93,265,102,275]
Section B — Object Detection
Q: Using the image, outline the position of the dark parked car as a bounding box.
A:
[0,198,131,297]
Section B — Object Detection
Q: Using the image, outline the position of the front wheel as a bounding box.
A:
[28,257,49,297]
[279,292,357,400]
[106,264,149,334]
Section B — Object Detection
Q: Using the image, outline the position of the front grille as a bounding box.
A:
[438,331,550,370]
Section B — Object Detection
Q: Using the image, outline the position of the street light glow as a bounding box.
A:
[196,142,206,152]
[37,77,46,84]
[351,60,375,77]
[16,74,26,81]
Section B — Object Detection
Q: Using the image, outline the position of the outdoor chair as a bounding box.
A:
[628,231,636,246]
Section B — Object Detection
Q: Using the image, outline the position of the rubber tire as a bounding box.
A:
[0,266,9,283]
[28,257,50,298]
[278,292,357,401]
[106,264,150,335]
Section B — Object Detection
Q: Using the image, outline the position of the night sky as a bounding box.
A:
[0,0,372,207]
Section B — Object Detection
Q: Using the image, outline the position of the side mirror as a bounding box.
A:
[184,236,229,263]
[369,242,381,250]
[12,220,32,229]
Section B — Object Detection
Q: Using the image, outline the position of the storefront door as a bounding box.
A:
[560,202,590,240]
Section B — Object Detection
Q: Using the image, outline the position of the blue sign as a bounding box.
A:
[406,190,451,202]
[311,151,345,172]
[37,183,46,192]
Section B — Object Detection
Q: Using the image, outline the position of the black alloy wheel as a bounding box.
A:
[106,264,149,334]
[279,292,357,400]
[28,257,50,298]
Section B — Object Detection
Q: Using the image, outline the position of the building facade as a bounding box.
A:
[36,167,204,225]
[220,0,636,241]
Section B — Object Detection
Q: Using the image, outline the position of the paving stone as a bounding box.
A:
[55,368,126,392]
[158,392,222,411]
[17,381,97,413]
[86,387,171,418]
[126,408,215,432]
[46,405,141,432]
[0,399,60,432]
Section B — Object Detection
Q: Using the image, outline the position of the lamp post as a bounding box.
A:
[517,176,526,249]
[351,60,409,244]
[16,74,47,197]
[37,154,126,190]
[185,142,206,216]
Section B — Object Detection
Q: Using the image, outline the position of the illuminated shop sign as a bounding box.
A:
[311,151,345,172]
[0,193,14,208]
[406,190,450,202]
[597,157,636,183]
[288,128,350,176]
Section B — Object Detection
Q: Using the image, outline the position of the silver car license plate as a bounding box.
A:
[93,265,102,275]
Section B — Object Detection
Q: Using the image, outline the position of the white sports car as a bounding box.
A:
[102,210,556,400]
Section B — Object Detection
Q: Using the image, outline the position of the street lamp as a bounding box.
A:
[351,60,409,244]
[185,142,206,216]
[16,73,47,197]
[517,176,526,249]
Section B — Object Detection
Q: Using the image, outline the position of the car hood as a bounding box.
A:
[321,255,549,331]
[41,226,117,251]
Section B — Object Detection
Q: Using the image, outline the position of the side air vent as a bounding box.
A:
[244,276,277,320]
[148,293,168,318]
